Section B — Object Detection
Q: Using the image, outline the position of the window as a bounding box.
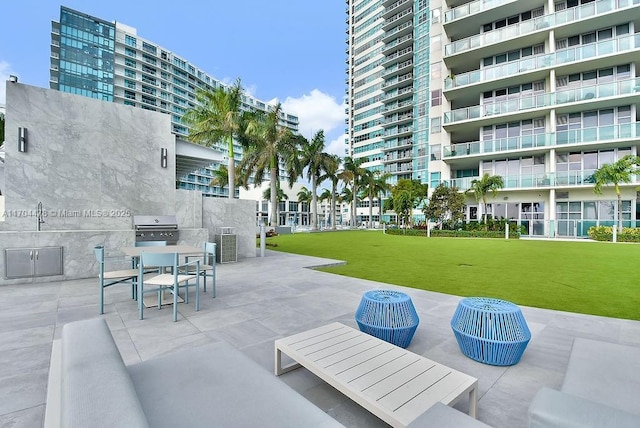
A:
[125,35,136,47]
[431,90,442,107]
[430,117,441,133]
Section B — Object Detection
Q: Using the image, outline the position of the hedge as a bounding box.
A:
[587,226,640,242]
[385,228,519,239]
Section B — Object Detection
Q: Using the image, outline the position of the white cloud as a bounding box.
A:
[281,89,346,140]
[326,133,347,157]
[0,61,14,104]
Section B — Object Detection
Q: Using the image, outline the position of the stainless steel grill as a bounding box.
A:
[133,215,179,245]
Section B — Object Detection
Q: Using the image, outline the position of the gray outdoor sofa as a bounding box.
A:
[44,317,493,428]
[528,338,640,428]
[44,317,343,428]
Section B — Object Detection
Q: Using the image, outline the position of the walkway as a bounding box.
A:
[1,250,638,427]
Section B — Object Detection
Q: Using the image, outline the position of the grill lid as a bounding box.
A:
[133,215,178,229]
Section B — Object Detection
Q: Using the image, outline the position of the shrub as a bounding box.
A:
[385,227,519,239]
[588,226,640,242]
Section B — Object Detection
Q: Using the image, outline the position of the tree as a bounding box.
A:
[319,154,342,230]
[424,184,465,229]
[298,130,336,230]
[466,173,504,228]
[318,188,332,227]
[182,78,245,199]
[0,114,5,145]
[593,154,640,233]
[360,171,391,228]
[296,186,312,226]
[263,185,288,226]
[239,103,299,226]
[338,157,366,227]
[390,179,428,228]
[208,164,249,192]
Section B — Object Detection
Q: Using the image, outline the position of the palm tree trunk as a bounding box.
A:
[331,181,337,230]
[617,192,623,233]
[352,183,357,227]
[311,176,318,230]
[369,197,374,229]
[269,168,278,227]
[227,134,235,199]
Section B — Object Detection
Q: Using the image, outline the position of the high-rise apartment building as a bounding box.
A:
[347,0,640,237]
[50,6,299,198]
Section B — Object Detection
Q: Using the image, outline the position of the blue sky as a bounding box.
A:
[0,1,348,155]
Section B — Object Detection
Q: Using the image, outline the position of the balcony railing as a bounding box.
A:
[444,78,640,124]
[444,0,517,23]
[446,34,640,90]
[443,123,640,157]
[445,0,640,56]
[449,170,602,191]
[444,94,550,123]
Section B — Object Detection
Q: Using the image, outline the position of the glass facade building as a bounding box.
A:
[347,0,640,236]
[50,6,299,198]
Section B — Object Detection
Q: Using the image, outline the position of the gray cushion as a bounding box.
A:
[127,341,344,428]
[407,402,490,427]
[561,338,640,416]
[528,387,640,428]
[61,318,148,428]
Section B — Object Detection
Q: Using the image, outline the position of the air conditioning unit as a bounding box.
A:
[214,227,237,263]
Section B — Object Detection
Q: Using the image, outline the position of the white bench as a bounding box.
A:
[275,322,479,428]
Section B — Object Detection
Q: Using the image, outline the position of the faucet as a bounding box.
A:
[36,201,45,231]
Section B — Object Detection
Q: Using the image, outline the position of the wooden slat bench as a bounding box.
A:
[275,322,479,428]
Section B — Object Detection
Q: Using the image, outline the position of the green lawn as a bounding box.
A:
[265,231,640,321]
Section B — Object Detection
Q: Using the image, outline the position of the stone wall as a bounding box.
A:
[1,83,176,232]
[202,198,256,259]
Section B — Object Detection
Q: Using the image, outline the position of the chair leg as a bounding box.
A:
[203,272,207,293]
[172,285,178,322]
[212,267,216,298]
[100,282,105,315]
[138,276,144,320]
[195,276,200,312]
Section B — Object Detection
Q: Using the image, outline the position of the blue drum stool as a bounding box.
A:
[355,290,419,348]
[451,297,531,366]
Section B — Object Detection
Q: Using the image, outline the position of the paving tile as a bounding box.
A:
[0,405,44,428]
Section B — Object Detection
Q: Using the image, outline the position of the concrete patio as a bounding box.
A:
[1,249,639,427]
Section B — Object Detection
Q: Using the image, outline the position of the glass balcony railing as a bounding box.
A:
[443,133,553,157]
[449,171,591,191]
[444,78,640,124]
[444,0,517,23]
[445,34,640,90]
[445,0,640,56]
[444,94,551,123]
[555,78,640,105]
[443,123,640,157]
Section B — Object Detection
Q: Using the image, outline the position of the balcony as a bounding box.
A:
[382,20,413,43]
[383,137,413,151]
[384,125,413,138]
[383,7,413,32]
[446,34,640,91]
[443,133,553,158]
[383,0,411,18]
[382,72,413,90]
[444,0,640,57]
[444,0,518,23]
[383,85,413,103]
[444,93,551,124]
[383,98,413,114]
[444,78,640,125]
[383,112,413,126]
[383,59,413,79]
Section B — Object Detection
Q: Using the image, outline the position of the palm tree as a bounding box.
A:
[319,154,342,230]
[593,154,640,233]
[263,185,288,226]
[182,78,245,199]
[339,186,354,226]
[296,186,313,226]
[299,130,336,230]
[339,157,366,227]
[208,164,249,192]
[318,188,332,228]
[240,103,299,226]
[360,171,392,228]
[466,173,504,227]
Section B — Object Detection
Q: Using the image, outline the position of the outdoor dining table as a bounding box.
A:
[119,244,203,307]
